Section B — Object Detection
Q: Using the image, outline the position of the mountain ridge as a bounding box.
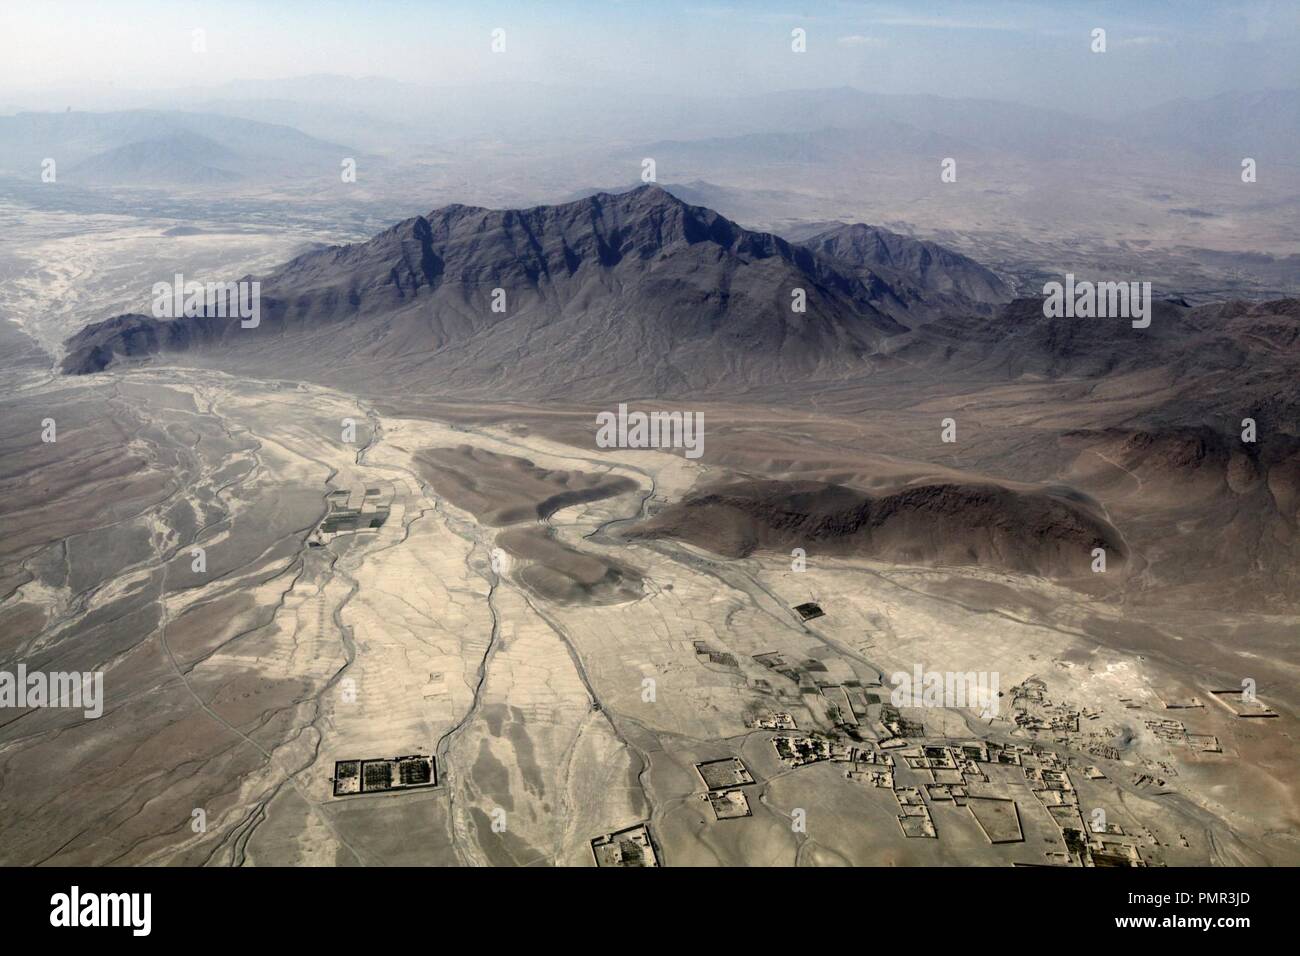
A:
[59,185,1300,422]
[61,185,944,395]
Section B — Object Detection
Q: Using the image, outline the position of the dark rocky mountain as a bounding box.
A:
[796,221,1011,306]
[626,478,1126,579]
[60,185,1300,425]
[899,296,1300,430]
[62,185,962,396]
[559,184,1012,311]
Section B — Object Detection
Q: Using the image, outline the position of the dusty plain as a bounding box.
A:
[2,356,1295,866]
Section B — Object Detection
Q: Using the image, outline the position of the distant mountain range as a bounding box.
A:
[0,110,352,184]
[5,83,1294,162]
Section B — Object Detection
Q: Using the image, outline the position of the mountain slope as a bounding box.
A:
[59,184,1300,421]
[899,297,1300,427]
[68,130,244,184]
[796,221,1011,306]
[62,185,926,396]
[0,109,351,183]
[1122,89,1300,163]
[626,478,1127,579]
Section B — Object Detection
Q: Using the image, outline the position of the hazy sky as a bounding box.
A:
[2,0,1298,115]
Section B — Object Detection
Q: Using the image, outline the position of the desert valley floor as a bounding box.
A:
[2,358,1296,866]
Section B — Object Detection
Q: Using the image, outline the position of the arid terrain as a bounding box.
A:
[2,51,1298,868]
[2,200,1296,864]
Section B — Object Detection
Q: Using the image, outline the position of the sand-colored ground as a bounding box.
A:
[2,365,1294,866]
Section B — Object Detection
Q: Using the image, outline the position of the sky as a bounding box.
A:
[1,0,1298,116]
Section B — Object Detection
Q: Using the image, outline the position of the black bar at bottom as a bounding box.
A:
[0,865,1274,941]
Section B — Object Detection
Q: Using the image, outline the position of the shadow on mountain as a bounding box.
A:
[498,527,643,606]
[415,444,638,526]
[626,477,1127,581]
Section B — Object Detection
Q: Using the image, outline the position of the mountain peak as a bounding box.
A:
[60,188,934,395]
[423,183,689,234]
[799,220,1012,305]
[610,182,683,204]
